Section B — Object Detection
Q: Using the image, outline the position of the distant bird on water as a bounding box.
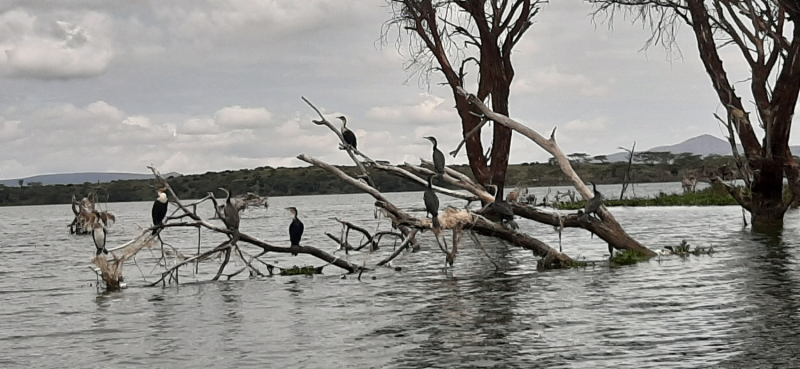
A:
[338,116,357,150]
[286,207,304,256]
[92,219,108,256]
[583,182,604,220]
[151,187,168,235]
[423,173,440,230]
[424,136,445,180]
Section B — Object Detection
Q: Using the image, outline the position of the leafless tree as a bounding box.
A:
[590,0,800,230]
[383,0,542,199]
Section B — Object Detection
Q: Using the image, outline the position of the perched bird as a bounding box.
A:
[484,184,519,230]
[219,187,240,231]
[424,136,445,180]
[584,182,605,219]
[286,207,304,256]
[92,220,108,256]
[423,173,440,230]
[338,116,358,149]
[151,187,169,235]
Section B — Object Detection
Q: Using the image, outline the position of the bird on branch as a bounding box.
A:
[338,116,358,150]
[483,184,519,230]
[151,187,168,235]
[219,188,241,247]
[583,182,604,220]
[286,207,304,256]
[424,136,446,180]
[91,217,108,256]
[423,173,441,230]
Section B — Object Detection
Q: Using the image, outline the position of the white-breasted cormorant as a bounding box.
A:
[92,220,108,256]
[151,187,168,235]
[424,136,445,180]
[584,182,604,219]
[423,174,440,230]
[286,207,304,256]
[338,116,357,149]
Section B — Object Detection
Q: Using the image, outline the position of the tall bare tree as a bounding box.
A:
[589,0,800,230]
[383,0,541,198]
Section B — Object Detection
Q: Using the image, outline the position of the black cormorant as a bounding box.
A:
[151,187,168,235]
[92,220,108,256]
[584,182,604,219]
[484,184,519,230]
[424,136,445,180]
[338,116,357,149]
[423,174,440,230]
[286,207,304,256]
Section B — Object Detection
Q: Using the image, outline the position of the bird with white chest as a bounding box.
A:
[151,187,168,235]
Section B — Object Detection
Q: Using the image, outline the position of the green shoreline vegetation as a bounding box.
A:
[0,153,740,207]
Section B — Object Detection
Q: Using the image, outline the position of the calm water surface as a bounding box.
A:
[1,182,799,368]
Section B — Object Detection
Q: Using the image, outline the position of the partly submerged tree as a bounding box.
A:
[383,0,542,198]
[589,0,800,230]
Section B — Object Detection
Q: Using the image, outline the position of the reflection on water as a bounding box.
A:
[2,185,800,368]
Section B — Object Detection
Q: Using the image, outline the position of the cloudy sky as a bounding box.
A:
[0,0,777,180]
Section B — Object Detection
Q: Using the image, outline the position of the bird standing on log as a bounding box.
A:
[219,188,240,245]
[92,219,108,256]
[151,187,168,235]
[485,184,519,230]
[423,173,440,230]
[424,136,445,180]
[584,182,604,220]
[286,207,304,256]
[338,116,357,150]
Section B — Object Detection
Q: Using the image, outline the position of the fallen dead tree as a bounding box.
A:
[300,97,580,269]
[455,87,655,257]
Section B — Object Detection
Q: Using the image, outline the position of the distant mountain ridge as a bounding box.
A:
[0,172,181,186]
[605,134,800,162]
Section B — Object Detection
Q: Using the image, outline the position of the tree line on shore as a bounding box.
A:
[0,153,736,207]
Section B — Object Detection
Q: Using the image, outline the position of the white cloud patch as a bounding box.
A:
[123,115,151,128]
[564,117,608,133]
[366,93,459,127]
[87,101,124,121]
[214,105,272,129]
[513,66,611,97]
[0,120,24,142]
[0,9,114,79]
[152,0,370,45]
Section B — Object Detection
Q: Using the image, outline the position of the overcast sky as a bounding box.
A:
[0,0,782,179]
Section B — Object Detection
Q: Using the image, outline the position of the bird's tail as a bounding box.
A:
[152,227,159,235]
[432,215,440,230]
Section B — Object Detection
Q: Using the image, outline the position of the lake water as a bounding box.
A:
[2,181,799,368]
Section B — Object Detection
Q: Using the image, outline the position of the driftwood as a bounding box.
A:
[455,87,655,257]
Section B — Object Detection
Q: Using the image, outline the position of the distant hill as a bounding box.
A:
[0,172,181,186]
[605,134,800,162]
